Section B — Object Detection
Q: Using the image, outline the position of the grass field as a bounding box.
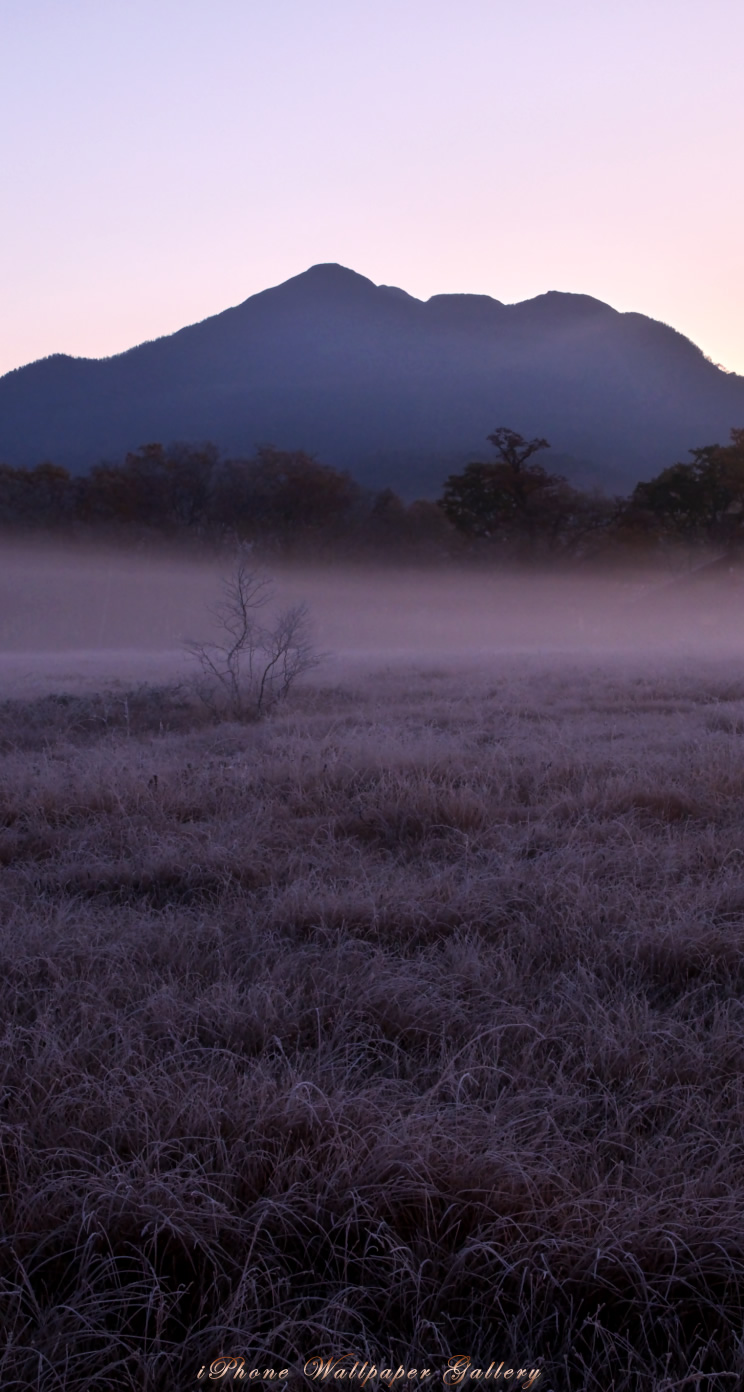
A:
[3,644,744,1390]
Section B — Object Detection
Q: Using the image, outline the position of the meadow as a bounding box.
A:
[2,551,744,1390]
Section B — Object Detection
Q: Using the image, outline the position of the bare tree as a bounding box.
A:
[184,563,324,718]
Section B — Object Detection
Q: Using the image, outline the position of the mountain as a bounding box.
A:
[1,263,743,497]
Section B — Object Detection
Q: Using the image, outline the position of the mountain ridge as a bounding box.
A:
[1,263,742,497]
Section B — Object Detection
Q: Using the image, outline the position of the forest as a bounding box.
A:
[3,426,744,564]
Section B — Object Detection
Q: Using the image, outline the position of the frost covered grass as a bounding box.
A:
[3,656,744,1389]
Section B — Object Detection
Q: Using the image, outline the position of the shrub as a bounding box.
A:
[184,563,323,719]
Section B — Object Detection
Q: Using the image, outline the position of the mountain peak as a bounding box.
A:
[235,262,384,316]
[284,262,377,292]
[304,261,372,280]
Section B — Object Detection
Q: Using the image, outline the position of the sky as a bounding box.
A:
[1,0,743,377]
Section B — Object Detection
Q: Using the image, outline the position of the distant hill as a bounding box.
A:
[2,263,743,498]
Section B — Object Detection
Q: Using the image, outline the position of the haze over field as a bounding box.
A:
[1,544,744,697]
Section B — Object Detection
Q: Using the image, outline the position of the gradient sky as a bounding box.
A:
[2,0,743,377]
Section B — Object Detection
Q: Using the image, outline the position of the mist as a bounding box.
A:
[0,541,742,697]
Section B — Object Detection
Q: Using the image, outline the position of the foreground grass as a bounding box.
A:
[3,658,744,1389]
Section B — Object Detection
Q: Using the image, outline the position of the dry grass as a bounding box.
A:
[3,657,744,1389]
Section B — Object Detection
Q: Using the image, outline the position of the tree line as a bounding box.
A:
[0,444,450,558]
[2,427,744,563]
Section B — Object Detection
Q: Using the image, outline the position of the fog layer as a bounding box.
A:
[0,544,742,695]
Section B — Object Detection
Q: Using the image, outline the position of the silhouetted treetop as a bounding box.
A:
[486,428,551,472]
[626,429,744,547]
[437,428,614,558]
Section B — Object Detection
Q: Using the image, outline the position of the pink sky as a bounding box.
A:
[2,0,742,376]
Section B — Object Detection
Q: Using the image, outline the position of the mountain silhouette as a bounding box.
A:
[1,262,743,496]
